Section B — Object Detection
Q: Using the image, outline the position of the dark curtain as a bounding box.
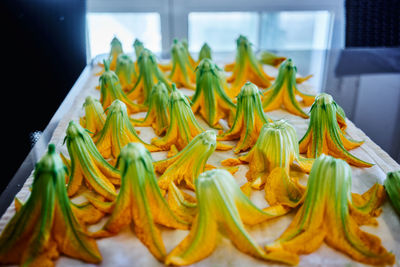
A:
[346,0,400,47]
[0,0,86,192]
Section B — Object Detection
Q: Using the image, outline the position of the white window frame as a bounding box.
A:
[87,0,344,56]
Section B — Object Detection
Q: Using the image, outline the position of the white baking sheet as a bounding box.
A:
[1,63,399,267]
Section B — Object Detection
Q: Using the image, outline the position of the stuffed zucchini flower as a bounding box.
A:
[218,82,270,153]
[168,40,196,89]
[88,143,189,262]
[99,60,146,114]
[115,53,136,92]
[265,154,394,266]
[191,58,236,128]
[94,100,161,161]
[225,35,274,97]
[127,48,171,105]
[63,121,120,200]
[131,81,170,136]
[222,120,313,207]
[165,169,296,266]
[299,93,372,167]
[0,144,102,267]
[262,59,314,118]
[79,96,106,136]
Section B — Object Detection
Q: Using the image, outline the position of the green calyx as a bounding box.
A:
[133,38,144,58]
[108,37,123,70]
[191,58,235,128]
[0,144,102,266]
[198,43,212,62]
[110,37,123,53]
[64,120,120,200]
[83,95,102,109]
[384,170,400,214]
[34,143,66,177]
[237,34,250,49]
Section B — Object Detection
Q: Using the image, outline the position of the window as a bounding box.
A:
[187,11,332,53]
[87,12,161,58]
[259,11,332,50]
[188,12,259,52]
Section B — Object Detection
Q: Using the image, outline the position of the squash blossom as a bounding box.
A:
[191,58,236,128]
[89,143,189,261]
[151,84,232,152]
[108,36,123,71]
[115,53,137,92]
[168,39,196,89]
[63,121,120,200]
[225,35,274,97]
[0,144,102,267]
[222,120,313,207]
[299,93,373,167]
[262,59,315,118]
[181,38,197,68]
[154,130,217,193]
[258,50,286,67]
[131,81,170,136]
[127,48,171,105]
[93,100,161,161]
[165,169,297,266]
[384,170,400,215]
[134,38,173,72]
[218,82,270,153]
[265,154,394,266]
[99,60,146,114]
[151,84,202,151]
[198,43,212,63]
[79,96,106,136]
[157,39,196,72]
[133,38,144,59]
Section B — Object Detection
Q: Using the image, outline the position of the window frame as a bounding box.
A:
[86,0,344,58]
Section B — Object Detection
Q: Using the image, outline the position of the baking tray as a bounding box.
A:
[1,54,399,267]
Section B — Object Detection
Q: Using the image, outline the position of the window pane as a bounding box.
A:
[188,12,259,52]
[259,11,332,50]
[87,12,161,58]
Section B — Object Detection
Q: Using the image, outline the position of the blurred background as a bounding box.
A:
[1,0,399,194]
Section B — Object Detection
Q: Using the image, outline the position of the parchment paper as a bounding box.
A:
[1,63,399,267]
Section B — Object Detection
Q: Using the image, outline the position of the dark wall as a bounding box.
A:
[1,0,86,192]
[346,0,400,47]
